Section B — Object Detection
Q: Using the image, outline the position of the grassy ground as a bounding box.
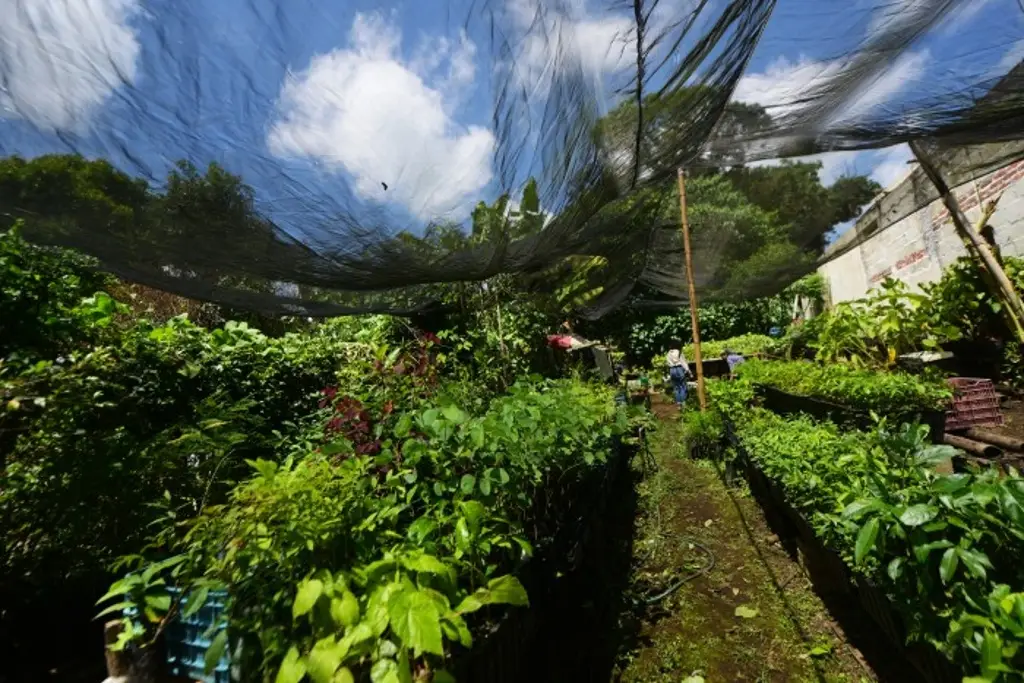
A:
[611,397,883,683]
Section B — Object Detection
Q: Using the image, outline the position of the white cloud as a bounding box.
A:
[868,144,914,189]
[992,38,1024,78]
[732,56,844,118]
[731,47,928,186]
[0,0,142,132]
[268,13,495,220]
[733,49,929,127]
[503,0,633,96]
[936,0,997,34]
[832,49,930,126]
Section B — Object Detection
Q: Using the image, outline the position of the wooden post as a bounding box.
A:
[104,621,130,679]
[910,141,1024,340]
[677,167,707,411]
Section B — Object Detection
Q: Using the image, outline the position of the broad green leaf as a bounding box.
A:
[95,601,134,619]
[854,518,880,565]
[932,474,971,494]
[940,547,959,584]
[333,667,355,683]
[306,637,344,683]
[95,577,137,605]
[808,644,832,657]
[981,632,1003,679]
[457,576,529,614]
[432,671,457,683]
[916,445,959,466]
[455,593,484,614]
[342,623,374,650]
[204,630,228,675]
[370,658,400,683]
[421,409,440,432]
[331,592,360,628]
[442,613,473,647]
[484,575,529,606]
[387,589,444,656]
[182,586,209,619]
[898,504,938,527]
[275,646,306,683]
[887,557,904,582]
[442,404,467,424]
[959,549,992,579]
[293,578,324,619]
[841,499,881,520]
[459,474,476,496]
[913,540,952,563]
[401,553,451,577]
[734,605,759,619]
[407,517,437,543]
[460,501,486,535]
[144,593,171,612]
[469,423,485,449]
[366,590,392,637]
[397,649,413,683]
[394,414,413,438]
[455,518,472,552]
[479,477,492,496]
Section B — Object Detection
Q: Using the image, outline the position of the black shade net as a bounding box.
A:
[0,0,1022,318]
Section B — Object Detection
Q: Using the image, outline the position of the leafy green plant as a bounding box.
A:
[922,256,1024,342]
[728,410,1024,681]
[681,334,777,362]
[99,378,628,682]
[734,358,952,415]
[812,279,960,367]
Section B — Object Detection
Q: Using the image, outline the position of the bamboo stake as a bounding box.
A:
[910,141,1024,342]
[677,167,707,411]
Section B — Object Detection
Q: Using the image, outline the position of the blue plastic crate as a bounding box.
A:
[166,587,231,683]
[123,587,230,683]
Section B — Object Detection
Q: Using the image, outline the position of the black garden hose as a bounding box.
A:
[643,536,716,604]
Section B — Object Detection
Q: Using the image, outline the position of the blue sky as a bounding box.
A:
[1,0,1021,247]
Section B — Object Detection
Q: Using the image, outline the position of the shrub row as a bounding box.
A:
[727,408,1024,681]
[102,378,629,683]
[0,316,399,594]
[734,358,951,415]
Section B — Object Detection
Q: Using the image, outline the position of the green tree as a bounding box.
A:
[0,154,149,246]
[726,163,879,253]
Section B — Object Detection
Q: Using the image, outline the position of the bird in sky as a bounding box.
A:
[381,182,388,191]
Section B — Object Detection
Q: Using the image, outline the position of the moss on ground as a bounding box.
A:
[611,399,879,683]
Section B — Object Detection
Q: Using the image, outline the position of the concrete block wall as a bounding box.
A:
[821,160,1024,304]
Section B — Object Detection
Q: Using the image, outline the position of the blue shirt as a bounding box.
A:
[726,354,745,371]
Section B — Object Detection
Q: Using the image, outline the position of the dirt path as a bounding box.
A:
[611,398,883,683]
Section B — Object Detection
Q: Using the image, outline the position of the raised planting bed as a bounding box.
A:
[725,426,962,683]
[721,408,1024,683]
[755,384,946,444]
[97,379,638,683]
[452,440,634,682]
[735,359,952,440]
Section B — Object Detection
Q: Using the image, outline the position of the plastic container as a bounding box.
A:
[945,377,1004,431]
[164,587,231,683]
[123,587,230,683]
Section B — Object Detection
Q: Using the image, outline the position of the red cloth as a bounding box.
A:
[547,334,575,350]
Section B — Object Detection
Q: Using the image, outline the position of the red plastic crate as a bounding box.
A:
[945,377,1004,431]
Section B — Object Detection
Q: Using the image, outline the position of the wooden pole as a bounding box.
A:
[910,141,1024,339]
[677,167,707,411]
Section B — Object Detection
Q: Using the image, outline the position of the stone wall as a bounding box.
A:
[820,160,1024,304]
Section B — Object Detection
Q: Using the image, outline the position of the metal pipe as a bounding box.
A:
[963,427,1024,453]
[944,433,1003,459]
